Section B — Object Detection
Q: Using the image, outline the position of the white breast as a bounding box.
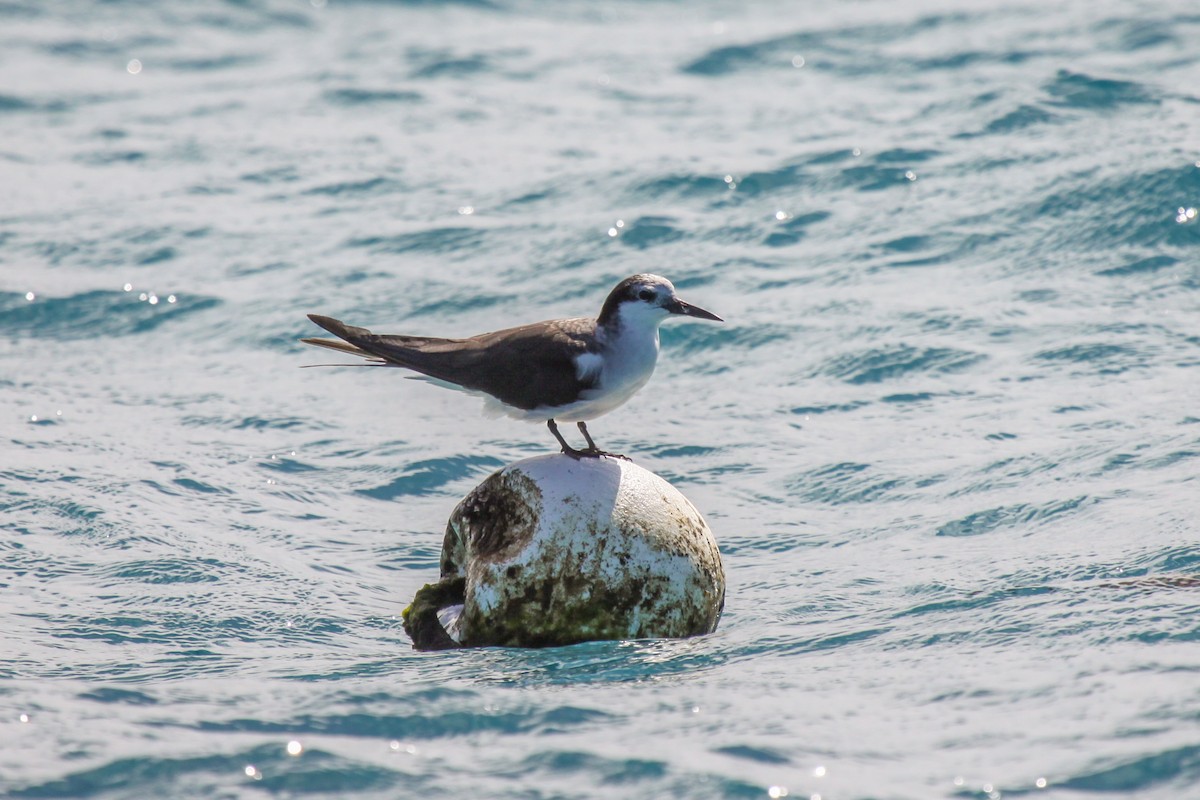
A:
[555,329,659,422]
[488,301,668,423]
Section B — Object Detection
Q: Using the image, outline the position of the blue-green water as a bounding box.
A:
[2,1,1199,798]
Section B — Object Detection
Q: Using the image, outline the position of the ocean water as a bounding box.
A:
[2,0,1199,797]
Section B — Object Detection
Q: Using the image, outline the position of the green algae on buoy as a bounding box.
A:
[402,454,725,649]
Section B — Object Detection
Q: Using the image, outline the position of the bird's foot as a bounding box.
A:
[560,446,630,461]
[550,420,628,460]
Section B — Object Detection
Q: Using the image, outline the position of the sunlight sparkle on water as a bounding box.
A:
[286,740,302,756]
[19,713,29,723]
[767,786,788,798]
[25,291,35,301]
[791,55,805,68]
[244,765,261,780]
[127,59,142,74]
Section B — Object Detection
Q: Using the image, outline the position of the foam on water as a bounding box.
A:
[2,0,1199,798]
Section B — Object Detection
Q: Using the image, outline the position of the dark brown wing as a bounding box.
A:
[303,314,599,410]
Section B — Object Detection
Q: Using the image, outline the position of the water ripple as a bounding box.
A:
[1054,744,1200,793]
[1044,69,1160,110]
[617,216,685,250]
[347,227,485,255]
[936,496,1095,537]
[818,344,986,384]
[355,455,506,500]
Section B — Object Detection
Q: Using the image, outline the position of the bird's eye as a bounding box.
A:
[638,289,655,301]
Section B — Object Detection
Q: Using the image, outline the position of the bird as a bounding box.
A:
[301,273,722,458]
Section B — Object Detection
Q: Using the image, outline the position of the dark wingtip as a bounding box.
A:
[307,314,347,336]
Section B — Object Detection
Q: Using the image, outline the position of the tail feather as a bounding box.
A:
[307,314,371,341]
[302,314,491,392]
[300,336,382,361]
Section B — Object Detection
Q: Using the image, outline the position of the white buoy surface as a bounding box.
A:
[425,454,724,648]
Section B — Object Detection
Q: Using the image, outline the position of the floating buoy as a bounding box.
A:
[403,454,725,649]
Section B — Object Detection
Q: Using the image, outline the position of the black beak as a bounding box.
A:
[667,298,723,322]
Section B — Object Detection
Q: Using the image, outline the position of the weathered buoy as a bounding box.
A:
[402,454,725,649]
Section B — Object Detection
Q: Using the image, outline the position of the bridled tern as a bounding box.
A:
[302,273,722,458]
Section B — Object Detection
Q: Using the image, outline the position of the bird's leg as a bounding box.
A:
[576,421,599,451]
[576,421,629,461]
[547,419,586,459]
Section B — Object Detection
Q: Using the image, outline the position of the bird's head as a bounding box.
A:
[597,274,723,331]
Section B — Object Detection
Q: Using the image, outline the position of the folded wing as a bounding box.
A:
[302,314,599,411]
